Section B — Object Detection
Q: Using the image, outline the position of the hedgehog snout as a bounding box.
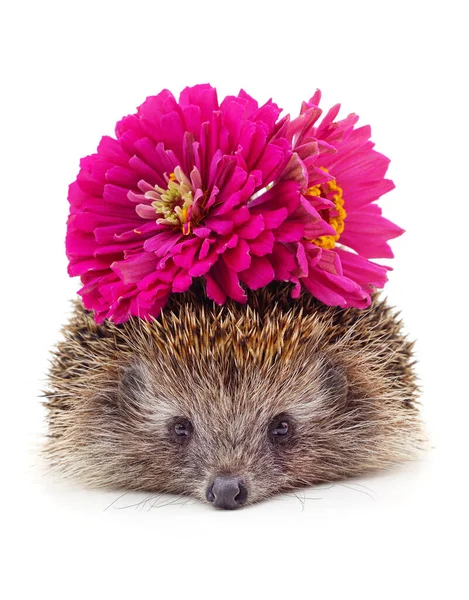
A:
[206,476,248,510]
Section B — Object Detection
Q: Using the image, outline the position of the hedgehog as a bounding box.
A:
[44,282,423,509]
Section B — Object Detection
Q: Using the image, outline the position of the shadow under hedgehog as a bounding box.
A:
[45,84,423,509]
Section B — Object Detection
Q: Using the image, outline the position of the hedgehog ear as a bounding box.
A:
[317,353,349,406]
[117,361,151,415]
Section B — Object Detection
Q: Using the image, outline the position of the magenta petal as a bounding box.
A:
[189,253,218,276]
[239,256,275,289]
[278,153,308,190]
[172,271,193,293]
[296,242,308,278]
[105,166,140,189]
[93,223,135,244]
[274,219,306,242]
[223,238,251,272]
[287,105,322,147]
[179,83,219,123]
[68,256,115,277]
[308,89,321,105]
[136,204,158,219]
[193,227,212,238]
[249,180,301,215]
[249,94,282,129]
[172,239,202,269]
[103,184,134,206]
[97,135,130,166]
[290,278,302,298]
[336,248,389,289]
[137,89,178,121]
[111,253,158,285]
[236,214,264,240]
[344,178,395,209]
[205,273,227,305]
[249,231,275,256]
[318,248,343,276]
[66,230,98,257]
[212,260,247,302]
[270,243,297,279]
[199,237,215,260]
[254,207,288,229]
[340,213,404,259]
[302,273,348,307]
[143,230,182,255]
[204,215,234,235]
[316,104,341,137]
[215,234,238,255]
[115,221,160,242]
[255,139,291,184]
[302,267,370,309]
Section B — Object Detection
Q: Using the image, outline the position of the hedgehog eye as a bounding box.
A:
[171,418,193,442]
[269,414,291,444]
[272,421,289,436]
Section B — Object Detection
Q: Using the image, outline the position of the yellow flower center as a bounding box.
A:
[146,167,194,235]
[305,168,346,249]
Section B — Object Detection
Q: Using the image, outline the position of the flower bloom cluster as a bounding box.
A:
[66,84,403,323]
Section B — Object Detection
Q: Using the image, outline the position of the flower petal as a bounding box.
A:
[239,256,275,289]
[223,238,252,272]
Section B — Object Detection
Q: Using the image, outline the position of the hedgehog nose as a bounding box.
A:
[206,476,248,510]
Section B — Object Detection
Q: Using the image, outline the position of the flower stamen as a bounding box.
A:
[307,168,346,249]
[145,166,194,235]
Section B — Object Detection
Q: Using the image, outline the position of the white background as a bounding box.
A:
[1,1,467,598]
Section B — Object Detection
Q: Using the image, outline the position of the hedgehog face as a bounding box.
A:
[45,289,422,509]
[111,350,349,508]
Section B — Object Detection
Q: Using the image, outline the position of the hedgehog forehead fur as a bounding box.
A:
[45,283,423,507]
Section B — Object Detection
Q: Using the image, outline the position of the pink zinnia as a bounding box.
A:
[273,90,404,308]
[66,84,402,323]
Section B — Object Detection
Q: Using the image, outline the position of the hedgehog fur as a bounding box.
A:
[44,283,423,508]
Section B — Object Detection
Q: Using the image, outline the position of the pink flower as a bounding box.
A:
[66,84,402,323]
[268,89,404,308]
